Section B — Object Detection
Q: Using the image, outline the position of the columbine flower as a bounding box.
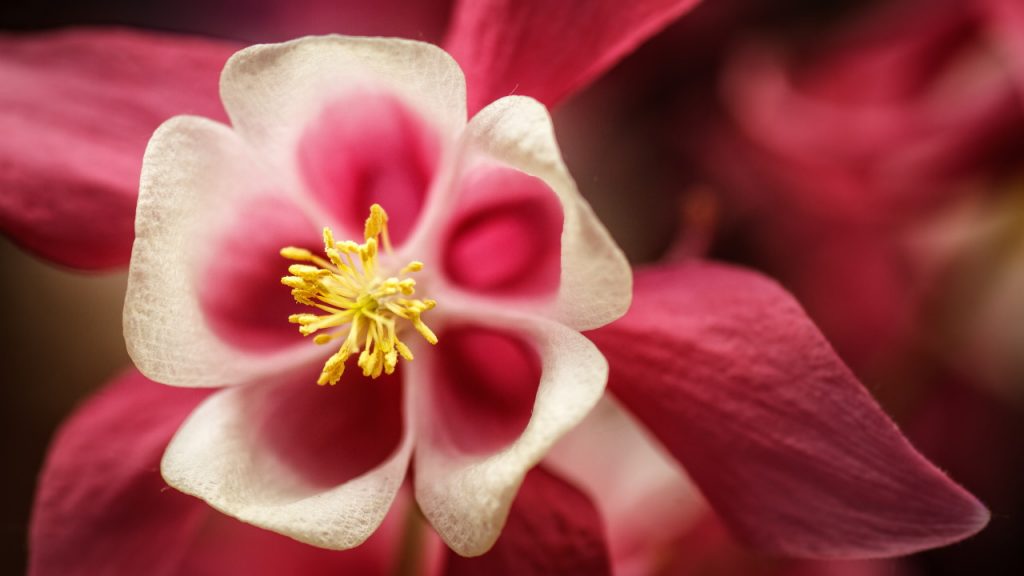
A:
[122,35,631,556]
[114,31,987,565]
[14,5,991,573]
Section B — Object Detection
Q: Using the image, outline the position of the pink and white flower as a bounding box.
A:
[123,35,630,556]
[117,32,988,564]
[5,3,991,573]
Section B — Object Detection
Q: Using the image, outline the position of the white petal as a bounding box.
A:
[450,96,633,330]
[220,35,467,193]
[125,116,321,388]
[412,312,608,556]
[161,373,413,550]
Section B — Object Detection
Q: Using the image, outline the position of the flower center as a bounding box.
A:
[280,204,437,385]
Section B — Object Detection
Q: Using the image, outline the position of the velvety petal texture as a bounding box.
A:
[590,262,990,558]
[0,28,233,269]
[442,467,611,576]
[656,513,910,576]
[443,0,702,113]
[30,370,401,576]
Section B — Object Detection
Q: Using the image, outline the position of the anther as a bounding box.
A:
[280,205,438,385]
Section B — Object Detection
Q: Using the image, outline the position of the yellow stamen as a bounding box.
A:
[280,204,438,385]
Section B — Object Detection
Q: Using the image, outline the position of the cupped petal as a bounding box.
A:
[443,0,702,113]
[545,397,705,576]
[442,163,563,298]
[441,467,611,576]
[196,195,322,353]
[419,96,630,330]
[161,363,412,550]
[413,312,608,556]
[0,28,233,269]
[29,369,407,576]
[589,261,990,558]
[125,115,322,387]
[420,325,541,456]
[219,36,466,225]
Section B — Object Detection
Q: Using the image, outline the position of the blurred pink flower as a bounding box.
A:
[3,2,990,574]
[698,0,1024,375]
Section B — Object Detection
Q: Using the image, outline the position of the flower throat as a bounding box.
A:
[280,204,437,385]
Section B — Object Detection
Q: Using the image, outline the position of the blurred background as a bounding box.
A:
[2,0,1022,574]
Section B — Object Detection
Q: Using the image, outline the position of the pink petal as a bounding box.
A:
[297,91,441,245]
[441,467,611,576]
[442,163,562,297]
[657,513,909,576]
[0,28,232,269]
[589,261,990,558]
[29,370,406,576]
[30,369,210,575]
[443,0,701,113]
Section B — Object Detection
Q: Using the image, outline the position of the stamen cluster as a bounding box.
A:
[281,204,437,384]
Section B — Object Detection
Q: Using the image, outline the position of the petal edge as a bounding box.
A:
[591,261,989,558]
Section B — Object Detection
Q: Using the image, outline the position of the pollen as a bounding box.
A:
[280,204,437,385]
